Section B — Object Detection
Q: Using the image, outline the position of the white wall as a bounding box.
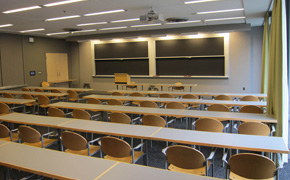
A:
[77,29,263,93]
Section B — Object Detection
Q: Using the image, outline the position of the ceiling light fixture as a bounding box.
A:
[111,18,139,23]
[84,9,125,16]
[197,8,244,14]
[185,0,222,4]
[131,23,162,28]
[3,6,41,14]
[20,28,45,33]
[166,20,201,24]
[0,24,13,28]
[44,0,86,7]
[72,29,97,33]
[45,15,80,21]
[205,16,245,22]
[47,32,70,36]
[77,22,107,26]
[99,26,127,31]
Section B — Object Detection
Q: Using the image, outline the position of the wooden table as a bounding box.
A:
[108,90,267,98]
[0,113,287,154]
[84,94,267,107]
[116,83,198,91]
[26,86,93,93]
[0,90,68,98]
[48,79,77,87]
[0,141,221,180]
[48,102,276,123]
[0,97,35,113]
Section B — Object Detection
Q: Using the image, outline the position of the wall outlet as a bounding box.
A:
[243,87,245,90]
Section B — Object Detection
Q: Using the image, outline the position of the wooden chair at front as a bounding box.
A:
[223,153,278,180]
[0,124,19,142]
[18,125,58,148]
[48,107,65,118]
[239,105,264,114]
[100,136,147,164]
[163,145,216,176]
[72,109,91,120]
[61,131,100,156]
[0,102,11,114]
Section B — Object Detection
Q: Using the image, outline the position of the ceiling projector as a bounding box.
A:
[140,9,164,24]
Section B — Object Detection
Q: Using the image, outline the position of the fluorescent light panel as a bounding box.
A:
[131,23,162,28]
[3,6,41,14]
[44,0,86,7]
[197,8,244,14]
[205,16,245,22]
[77,22,107,26]
[84,9,125,16]
[167,20,201,24]
[72,29,97,33]
[47,32,70,36]
[99,26,127,31]
[20,28,45,33]
[111,18,139,23]
[45,15,80,21]
[0,24,13,28]
[185,0,222,4]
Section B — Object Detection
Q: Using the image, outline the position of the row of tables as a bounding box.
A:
[115,83,198,91]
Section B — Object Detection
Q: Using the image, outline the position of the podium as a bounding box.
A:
[114,73,130,84]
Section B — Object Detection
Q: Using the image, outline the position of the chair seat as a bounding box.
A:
[25,102,39,107]
[132,101,141,106]
[69,98,82,102]
[65,145,100,156]
[39,104,49,108]
[104,151,144,163]
[0,133,19,142]
[168,161,211,176]
[23,138,58,148]
[229,172,275,180]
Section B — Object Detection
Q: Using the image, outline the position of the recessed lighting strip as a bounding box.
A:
[205,16,245,22]
[44,0,86,7]
[77,22,107,26]
[0,24,13,28]
[197,8,244,14]
[185,0,222,4]
[167,20,201,24]
[20,28,45,33]
[72,29,97,33]
[99,26,127,31]
[84,9,125,16]
[131,23,162,28]
[3,6,41,14]
[45,15,80,21]
[47,32,70,36]
[111,18,139,23]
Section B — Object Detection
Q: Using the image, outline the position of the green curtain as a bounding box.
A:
[267,0,288,137]
[261,13,270,94]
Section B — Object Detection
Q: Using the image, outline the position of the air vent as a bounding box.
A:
[166,17,188,23]
[63,28,82,32]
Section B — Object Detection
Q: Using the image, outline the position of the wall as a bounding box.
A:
[76,28,264,93]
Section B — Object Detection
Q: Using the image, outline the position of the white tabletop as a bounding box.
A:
[0,90,68,97]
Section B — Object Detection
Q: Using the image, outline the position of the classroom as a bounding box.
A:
[0,0,289,179]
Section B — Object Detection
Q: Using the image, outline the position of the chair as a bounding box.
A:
[18,125,58,148]
[239,105,264,114]
[87,98,102,120]
[207,104,230,112]
[182,94,199,109]
[163,145,216,176]
[3,93,13,98]
[193,118,226,133]
[0,102,11,114]
[159,93,174,108]
[166,102,186,128]
[126,81,137,90]
[0,124,19,142]
[238,122,271,136]
[61,131,100,156]
[21,87,30,91]
[130,92,144,106]
[35,88,44,92]
[240,95,260,101]
[48,107,65,118]
[100,136,147,164]
[37,95,50,115]
[41,81,50,87]
[51,89,66,101]
[171,82,184,91]
[110,112,131,124]
[140,101,159,108]
[223,153,278,180]
[142,115,175,128]
[107,99,123,106]
[67,90,84,103]
[111,92,124,96]
[22,94,38,114]
[214,95,232,101]
[72,109,91,120]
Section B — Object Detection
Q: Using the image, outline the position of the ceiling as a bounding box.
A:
[0,0,271,40]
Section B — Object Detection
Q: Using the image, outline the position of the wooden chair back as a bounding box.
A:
[107,99,123,106]
[130,92,144,97]
[72,109,91,120]
[140,101,159,108]
[21,87,30,91]
[48,107,65,118]
[166,102,185,109]
[112,92,124,96]
[87,98,102,104]
[67,90,78,99]
[0,103,10,114]
[41,82,50,87]
[172,82,184,91]
[207,104,230,112]
[38,95,50,105]
[35,88,44,92]
[142,115,166,127]
[215,95,232,101]
[195,118,224,133]
[160,93,174,98]
[22,94,34,100]
[0,124,10,138]
[182,94,198,99]
[18,125,41,143]
[110,112,131,124]
[240,105,263,114]
[166,145,205,169]
[241,95,260,101]
[51,89,62,93]
[238,122,270,136]
[3,93,13,98]
[228,153,276,179]
[101,136,131,158]
[61,131,87,151]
